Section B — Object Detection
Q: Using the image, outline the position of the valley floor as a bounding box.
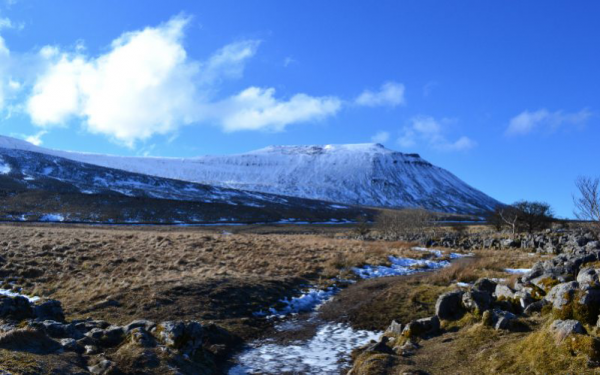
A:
[0,222,560,374]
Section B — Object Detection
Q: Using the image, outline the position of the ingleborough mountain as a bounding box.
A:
[0,137,499,219]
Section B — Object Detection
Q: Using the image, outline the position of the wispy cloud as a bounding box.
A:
[208,87,341,132]
[422,81,438,97]
[355,82,405,107]
[506,108,592,136]
[398,116,476,152]
[371,131,390,144]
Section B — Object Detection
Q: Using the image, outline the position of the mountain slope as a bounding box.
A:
[0,136,500,215]
[0,146,366,223]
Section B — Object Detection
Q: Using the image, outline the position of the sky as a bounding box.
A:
[0,1,598,218]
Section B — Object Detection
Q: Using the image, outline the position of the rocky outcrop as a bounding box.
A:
[350,229,600,374]
[0,295,239,374]
[370,228,599,254]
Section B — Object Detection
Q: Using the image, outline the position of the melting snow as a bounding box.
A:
[255,287,338,317]
[39,213,65,222]
[0,289,40,303]
[0,161,10,174]
[504,268,531,274]
[228,323,380,375]
[353,256,450,279]
[236,250,461,374]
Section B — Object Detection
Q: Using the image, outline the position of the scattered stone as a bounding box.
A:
[363,336,394,355]
[482,309,516,331]
[462,289,492,313]
[524,299,549,315]
[545,281,579,309]
[34,299,65,322]
[577,268,600,289]
[88,359,115,374]
[473,278,497,294]
[385,320,403,335]
[495,284,516,300]
[156,320,204,355]
[402,316,440,338]
[549,319,585,343]
[129,327,155,348]
[124,319,156,333]
[493,309,517,330]
[0,295,33,320]
[435,291,464,320]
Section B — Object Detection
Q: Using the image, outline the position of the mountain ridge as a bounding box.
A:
[0,136,500,215]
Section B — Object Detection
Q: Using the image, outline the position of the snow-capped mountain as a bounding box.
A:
[0,136,499,214]
[0,144,365,223]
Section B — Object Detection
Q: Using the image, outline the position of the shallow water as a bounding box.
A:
[229,247,461,374]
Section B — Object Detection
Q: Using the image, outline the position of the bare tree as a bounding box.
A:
[574,176,600,238]
[499,207,519,238]
[487,206,506,232]
[375,208,433,240]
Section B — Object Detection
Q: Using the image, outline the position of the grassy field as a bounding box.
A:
[0,222,553,373]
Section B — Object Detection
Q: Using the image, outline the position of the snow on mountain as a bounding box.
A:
[0,136,500,214]
[0,145,367,223]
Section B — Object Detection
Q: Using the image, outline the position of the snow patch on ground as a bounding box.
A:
[228,323,380,375]
[353,256,450,279]
[0,161,10,174]
[39,213,65,222]
[254,287,338,317]
[504,268,531,274]
[0,289,40,302]
[232,250,462,374]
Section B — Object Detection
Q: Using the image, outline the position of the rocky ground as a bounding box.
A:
[349,229,600,374]
[0,222,426,374]
[0,222,591,374]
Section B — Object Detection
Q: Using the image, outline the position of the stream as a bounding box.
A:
[228,248,466,374]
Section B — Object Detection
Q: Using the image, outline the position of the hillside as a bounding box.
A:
[0,137,501,215]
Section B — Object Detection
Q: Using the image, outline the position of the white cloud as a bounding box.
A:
[25,130,47,146]
[506,108,592,136]
[371,131,390,144]
[356,82,405,107]
[23,15,342,145]
[397,116,476,152]
[211,87,341,132]
[27,16,200,146]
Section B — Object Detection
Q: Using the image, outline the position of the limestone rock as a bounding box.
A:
[435,291,464,320]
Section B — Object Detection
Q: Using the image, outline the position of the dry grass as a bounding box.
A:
[425,249,542,286]
[0,223,418,336]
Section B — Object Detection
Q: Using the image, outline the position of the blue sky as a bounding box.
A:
[0,1,598,217]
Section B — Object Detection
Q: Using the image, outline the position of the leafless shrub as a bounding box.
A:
[375,208,433,240]
[353,215,371,237]
[574,176,600,238]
